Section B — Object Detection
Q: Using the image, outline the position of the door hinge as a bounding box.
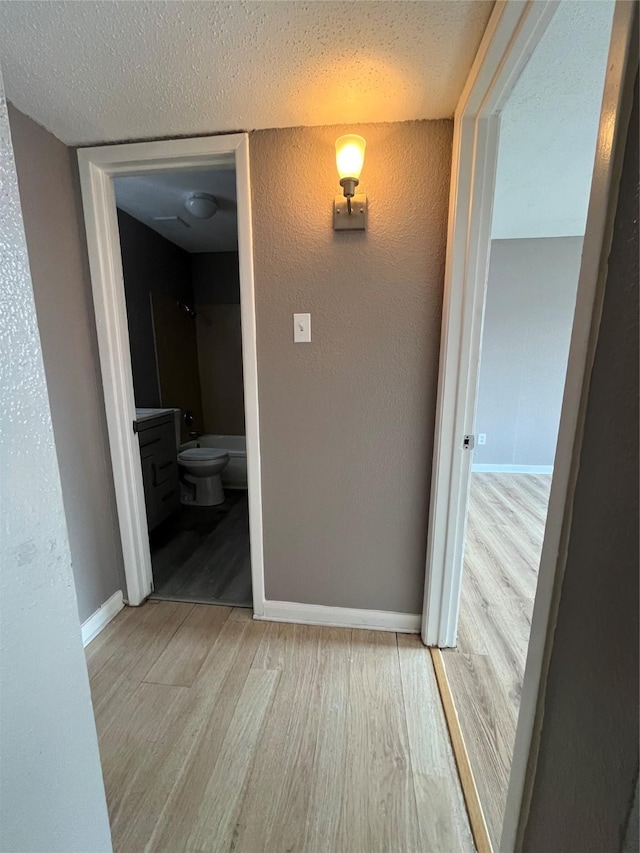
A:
[133,420,139,435]
[463,434,475,450]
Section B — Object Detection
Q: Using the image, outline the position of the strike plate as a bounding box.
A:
[333,194,367,230]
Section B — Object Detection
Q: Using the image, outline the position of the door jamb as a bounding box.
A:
[421,0,560,649]
[77,134,266,616]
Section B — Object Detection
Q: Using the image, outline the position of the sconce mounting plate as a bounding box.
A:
[333,194,367,230]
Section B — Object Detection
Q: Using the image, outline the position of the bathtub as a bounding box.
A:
[179,434,247,489]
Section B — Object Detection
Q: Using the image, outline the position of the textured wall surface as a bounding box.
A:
[0,76,112,853]
[118,209,194,407]
[9,104,124,622]
[0,2,492,146]
[523,76,639,853]
[251,120,452,613]
[474,237,583,467]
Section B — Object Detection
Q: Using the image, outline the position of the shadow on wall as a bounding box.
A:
[118,212,245,441]
[192,253,245,436]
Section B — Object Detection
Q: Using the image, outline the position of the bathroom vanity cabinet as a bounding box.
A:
[136,411,180,532]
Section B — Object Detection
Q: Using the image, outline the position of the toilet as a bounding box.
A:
[178,447,230,506]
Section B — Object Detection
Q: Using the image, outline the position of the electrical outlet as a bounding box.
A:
[478,433,487,446]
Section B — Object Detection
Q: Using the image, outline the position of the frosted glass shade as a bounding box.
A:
[335,135,366,182]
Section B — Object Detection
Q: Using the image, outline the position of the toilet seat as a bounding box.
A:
[178,447,229,463]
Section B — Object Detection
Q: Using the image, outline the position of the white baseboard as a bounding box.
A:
[81,590,124,647]
[257,600,421,634]
[472,463,554,474]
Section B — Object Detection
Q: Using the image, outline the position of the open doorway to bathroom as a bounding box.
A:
[114,168,252,608]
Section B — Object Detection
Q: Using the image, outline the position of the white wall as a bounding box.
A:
[473,237,583,470]
[491,1,613,239]
[0,74,112,852]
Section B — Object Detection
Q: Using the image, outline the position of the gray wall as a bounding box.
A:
[117,209,194,407]
[196,305,245,435]
[8,103,124,623]
[522,75,638,853]
[474,237,583,468]
[191,251,240,305]
[250,120,452,613]
[192,252,245,436]
[1,80,112,853]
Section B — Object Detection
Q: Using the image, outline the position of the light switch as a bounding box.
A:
[293,313,311,343]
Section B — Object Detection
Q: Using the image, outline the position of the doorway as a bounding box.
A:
[421,0,622,849]
[77,134,266,616]
[113,168,252,607]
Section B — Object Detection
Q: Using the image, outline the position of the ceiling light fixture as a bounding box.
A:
[184,192,218,220]
[333,134,367,231]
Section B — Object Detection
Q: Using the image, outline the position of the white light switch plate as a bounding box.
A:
[293,313,311,343]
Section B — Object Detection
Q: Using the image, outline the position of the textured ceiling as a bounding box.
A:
[492,0,614,240]
[0,1,493,146]
[115,168,238,253]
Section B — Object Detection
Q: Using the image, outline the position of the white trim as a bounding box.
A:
[81,590,124,647]
[471,464,553,475]
[77,134,266,617]
[258,601,421,634]
[422,0,559,650]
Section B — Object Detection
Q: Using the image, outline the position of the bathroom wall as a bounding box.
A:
[196,305,245,435]
[250,120,452,613]
[1,81,112,853]
[117,209,196,407]
[8,103,124,622]
[192,252,245,436]
[191,251,240,304]
[474,236,583,469]
[522,74,638,853]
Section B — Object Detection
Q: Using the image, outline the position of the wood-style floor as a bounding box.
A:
[150,492,252,607]
[87,602,475,853]
[442,472,552,849]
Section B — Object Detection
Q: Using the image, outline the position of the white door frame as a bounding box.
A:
[421,0,561,650]
[77,134,265,616]
[420,0,637,849]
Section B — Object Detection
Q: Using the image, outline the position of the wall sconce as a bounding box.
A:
[334,134,367,231]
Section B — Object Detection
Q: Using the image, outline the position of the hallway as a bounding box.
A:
[86,602,474,852]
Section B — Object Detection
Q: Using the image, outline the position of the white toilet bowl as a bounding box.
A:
[178,447,230,506]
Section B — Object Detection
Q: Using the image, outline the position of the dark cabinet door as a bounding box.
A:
[137,414,180,532]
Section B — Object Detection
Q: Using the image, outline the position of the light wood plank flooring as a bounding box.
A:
[87,602,475,853]
[441,473,552,849]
